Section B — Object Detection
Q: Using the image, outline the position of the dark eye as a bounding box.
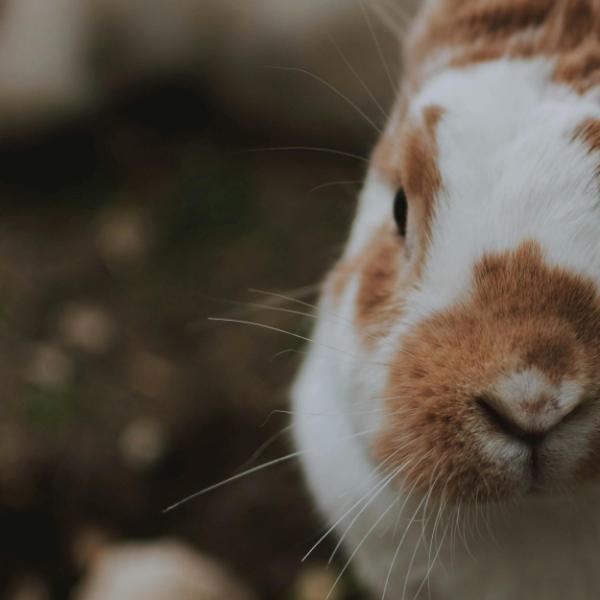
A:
[393,188,408,236]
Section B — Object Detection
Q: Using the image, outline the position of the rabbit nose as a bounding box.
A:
[477,369,583,443]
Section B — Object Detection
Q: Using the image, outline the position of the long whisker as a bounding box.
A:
[267,406,392,420]
[415,479,452,600]
[163,450,304,513]
[381,449,437,600]
[374,0,412,32]
[207,317,391,367]
[267,65,383,134]
[382,491,429,599]
[328,452,414,564]
[326,496,400,600]
[303,457,403,563]
[249,289,422,360]
[243,146,370,164]
[309,179,364,194]
[328,34,390,121]
[401,524,424,600]
[163,428,378,513]
[246,289,403,349]
[237,424,293,471]
[249,288,321,311]
[359,0,398,94]
[211,298,321,323]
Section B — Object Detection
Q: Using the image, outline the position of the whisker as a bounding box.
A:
[309,179,364,194]
[267,65,383,134]
[267,406,393,420]
[247,289,399,349]
[412,511,452,600]
[249,288,320,311]
[418,460,443,544]
[390,449,435,539]
[328,450,415,564]
[214,298,320,322]
[269,348,306,363]
[207,317,391,367]
[243,146,370,165]
[380,450,437,599]
[382,491,429,599]
[359,0,398,94]
[374,0,412,33]
[399,468,443,600]
[304,458,402,563]
[237,424,294,471]
[401,525,424,600]
[163,428,378,513]
[416,479,452,600]
[163,450,304,513]
[326,496,400,600]
[328,34,390,121]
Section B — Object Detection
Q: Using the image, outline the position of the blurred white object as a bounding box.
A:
[294,566,342,600]
[58,303,118,355]
[95,208,150,269]
[26,344,74,391]
[119,418,167,469]
[73,540,256,600]
[0,0,94,132]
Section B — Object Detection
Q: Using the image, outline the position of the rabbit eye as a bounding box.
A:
[393,188,408,236]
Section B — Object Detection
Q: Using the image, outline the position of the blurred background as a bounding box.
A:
[0,1,416,598]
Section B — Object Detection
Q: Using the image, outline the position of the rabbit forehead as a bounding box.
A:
[400,58,600,328]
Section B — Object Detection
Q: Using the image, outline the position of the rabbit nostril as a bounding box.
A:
[475,395,545,445]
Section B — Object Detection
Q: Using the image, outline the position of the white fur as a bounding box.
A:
[404,59,600,326]
[293,56,600,599]
[490,368,582,431]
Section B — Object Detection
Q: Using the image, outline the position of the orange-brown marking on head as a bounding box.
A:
[375,241,600,502]
[372,133,403,189]
[399,105,445,274]
[406,0,600,94]
[372,96,410,188]
[355,224,406,343]
[355,106,445,345]
[573,117,600,175]
[329,256,359,302]
[400,105,444,204]
[454,0,550,38]
[573,118,600,153]
[407,0,551,78]
[553,39,600,93]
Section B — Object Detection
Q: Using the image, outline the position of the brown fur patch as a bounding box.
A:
[355,224,405,340]
[355,107,445,344]
[573,118,600,153]
[399,106,445,274]
[376,241,600,502]
[406,0,600,94]
[329,254,360,302]
[326,224,406,340]
[573,117,600,175]
[372,133,403,189]
[553,38,600,92]
[400,106,444,204]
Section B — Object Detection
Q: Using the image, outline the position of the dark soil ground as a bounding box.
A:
[0,75,378,599]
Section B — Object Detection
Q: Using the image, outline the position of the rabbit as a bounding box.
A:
[292,2,600,599]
